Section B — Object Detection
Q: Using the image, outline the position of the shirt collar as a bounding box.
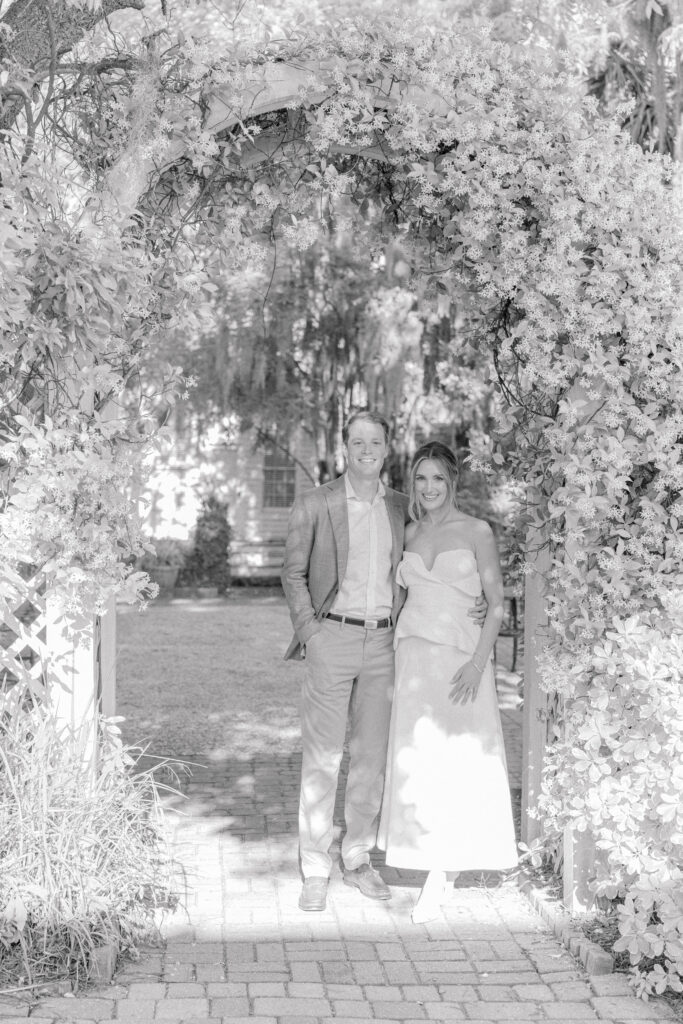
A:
[344,473,386,503]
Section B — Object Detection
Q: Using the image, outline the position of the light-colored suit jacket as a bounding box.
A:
[281,475,410,660]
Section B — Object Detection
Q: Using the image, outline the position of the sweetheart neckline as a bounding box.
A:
[403,547,476,575]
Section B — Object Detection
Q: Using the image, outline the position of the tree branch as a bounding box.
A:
[0,0,145,130]
[255,426,317,486]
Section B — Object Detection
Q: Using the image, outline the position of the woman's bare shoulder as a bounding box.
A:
[405,520,419,542]
[451,514,494,543]
[470,515,495,536]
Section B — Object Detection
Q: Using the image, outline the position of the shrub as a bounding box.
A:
[0,692,178,990]
[537,613,683,997]
[180,497,231,593]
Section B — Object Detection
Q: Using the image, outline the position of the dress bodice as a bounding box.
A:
[394,548,482,650]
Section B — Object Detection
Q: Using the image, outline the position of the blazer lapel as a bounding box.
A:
[386,490,406,572]
[324,477,349,583]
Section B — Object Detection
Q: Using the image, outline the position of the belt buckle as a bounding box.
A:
[366,619,378,629]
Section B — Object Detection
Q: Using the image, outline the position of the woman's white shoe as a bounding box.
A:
[411,896,443,924]
[411,871,459,924]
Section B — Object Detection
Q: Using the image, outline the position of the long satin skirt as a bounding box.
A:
[378,636,518,872]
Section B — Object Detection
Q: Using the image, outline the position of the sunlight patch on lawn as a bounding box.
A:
[117,595,303,757]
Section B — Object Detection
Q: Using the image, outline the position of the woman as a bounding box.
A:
[378,441,518,923]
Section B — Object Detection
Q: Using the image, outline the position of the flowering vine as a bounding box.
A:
[169,21,683,995]
[2,13,683,994]
[0,93,198,617]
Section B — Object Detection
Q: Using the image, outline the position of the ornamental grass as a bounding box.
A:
[0,688,179,991]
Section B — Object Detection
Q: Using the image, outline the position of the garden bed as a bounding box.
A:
[0,699,178,993]
[516,864,683,1022]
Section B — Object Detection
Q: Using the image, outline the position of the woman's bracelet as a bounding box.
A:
[471,657,485,673]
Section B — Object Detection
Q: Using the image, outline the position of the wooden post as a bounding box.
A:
[522,533,599,909]
[45,596,99,769]
[521,543,550,846]
[561,462,599,915]
[99,595,117,719]
[563,822,596,913]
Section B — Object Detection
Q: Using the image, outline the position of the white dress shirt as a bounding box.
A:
[331,474,393,620]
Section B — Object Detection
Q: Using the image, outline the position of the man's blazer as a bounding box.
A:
[281,474,410,661]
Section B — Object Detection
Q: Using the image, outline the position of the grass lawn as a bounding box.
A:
[116,588,304,760]
[116,585,522,764]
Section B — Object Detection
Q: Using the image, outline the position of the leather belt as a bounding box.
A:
[325,613,391,630]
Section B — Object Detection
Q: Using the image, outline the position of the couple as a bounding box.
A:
[281,411,517,923]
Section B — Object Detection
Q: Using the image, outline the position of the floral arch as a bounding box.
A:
[3,17,683,993]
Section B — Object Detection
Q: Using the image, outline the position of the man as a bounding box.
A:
[282,410,405,911]
[281,411,484,912]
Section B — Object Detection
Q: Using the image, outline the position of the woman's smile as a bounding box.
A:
[415,459,450,512]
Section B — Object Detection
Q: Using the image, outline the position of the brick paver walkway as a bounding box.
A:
[6,711,673,1024]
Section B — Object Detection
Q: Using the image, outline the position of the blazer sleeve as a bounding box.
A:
[280,493,321,646]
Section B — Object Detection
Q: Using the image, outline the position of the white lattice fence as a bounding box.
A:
[0,566,48,710]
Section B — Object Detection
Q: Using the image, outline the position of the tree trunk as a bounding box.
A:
[0,0,145,130]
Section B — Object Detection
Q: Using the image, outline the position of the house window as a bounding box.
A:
[263,445,296,508]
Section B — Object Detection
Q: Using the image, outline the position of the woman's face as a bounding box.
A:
[413,458,452,514]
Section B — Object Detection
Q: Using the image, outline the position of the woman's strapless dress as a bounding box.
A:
[377,548,518,871]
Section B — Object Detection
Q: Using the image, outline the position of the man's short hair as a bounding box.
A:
[342,410,391,444]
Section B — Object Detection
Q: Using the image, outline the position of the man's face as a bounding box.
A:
[343,420,388,481]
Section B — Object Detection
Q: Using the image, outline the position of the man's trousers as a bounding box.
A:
[298,617,395,878]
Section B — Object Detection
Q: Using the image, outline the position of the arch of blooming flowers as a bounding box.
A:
[3,19,683,992]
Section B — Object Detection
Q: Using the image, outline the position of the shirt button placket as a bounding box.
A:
[368,504,377,615]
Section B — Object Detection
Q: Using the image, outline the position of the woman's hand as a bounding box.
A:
[467,592,487,625]
[449,660,484,704]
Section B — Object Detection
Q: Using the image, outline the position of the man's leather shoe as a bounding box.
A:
[298,876,328,911]
[343,863,391,900]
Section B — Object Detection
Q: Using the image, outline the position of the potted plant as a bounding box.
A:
[138,537,188,596]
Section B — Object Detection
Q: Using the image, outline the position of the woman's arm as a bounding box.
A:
[449,521,505,704]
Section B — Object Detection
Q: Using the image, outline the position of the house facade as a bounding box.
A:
[140,423,319,581]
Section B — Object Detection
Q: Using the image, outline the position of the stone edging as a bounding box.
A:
[519,873,615,975]
[11,941,119,998]
[90,941,118,985]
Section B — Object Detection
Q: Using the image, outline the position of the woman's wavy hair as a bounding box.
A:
[408,441,460,522]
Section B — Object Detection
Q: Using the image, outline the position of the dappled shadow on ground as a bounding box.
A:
[116,593,303,759]
[148,744,527,949]
[121,592,526,941]
[117,590,522,761]
[145,749,522,886]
